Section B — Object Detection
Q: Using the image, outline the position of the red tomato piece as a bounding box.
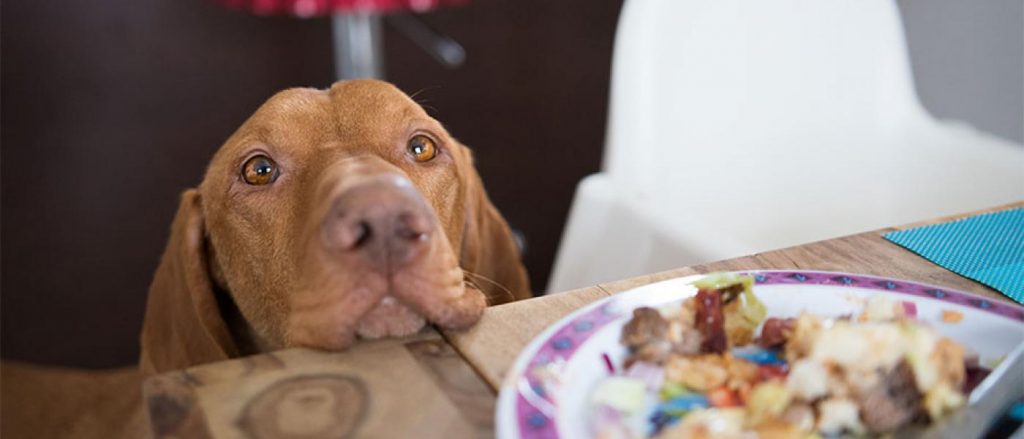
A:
[736,382,753,405]
[707,387,740,407]
[757,364,788,382]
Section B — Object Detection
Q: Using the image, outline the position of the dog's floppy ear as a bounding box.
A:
[139,189,238,374]
[458,149,532,304]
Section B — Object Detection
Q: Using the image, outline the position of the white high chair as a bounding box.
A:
[547,0,1024,293]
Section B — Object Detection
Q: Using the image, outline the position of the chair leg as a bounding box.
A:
[387,13,466,69]
[332,12,384,80]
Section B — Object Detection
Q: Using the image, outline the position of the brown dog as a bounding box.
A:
[139,79,530,374]
[2,80,530,438]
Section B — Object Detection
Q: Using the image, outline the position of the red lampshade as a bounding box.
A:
[218,0,469,16]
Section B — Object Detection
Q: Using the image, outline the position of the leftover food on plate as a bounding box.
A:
[589,273,987,439]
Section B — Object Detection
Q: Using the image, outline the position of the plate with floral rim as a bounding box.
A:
[495,270,1024,439]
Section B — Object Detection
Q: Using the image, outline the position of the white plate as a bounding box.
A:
[495,270,1024,439]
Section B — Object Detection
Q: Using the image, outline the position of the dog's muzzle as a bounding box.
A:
[285,159,484,349]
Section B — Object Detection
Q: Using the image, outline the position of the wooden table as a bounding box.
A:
[144,202,1023,438]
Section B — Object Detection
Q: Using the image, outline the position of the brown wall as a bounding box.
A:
[1,0,621,367]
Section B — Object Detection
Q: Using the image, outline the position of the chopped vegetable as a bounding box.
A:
[724,356,759,389]
[941,309,964,323]
[707,386,741,407]
[591,377,647,414]
[591,405,630,439]
[661,408,746,437]
[901,301,918,318]
[735,381,753,405]
[692,272,754,293]
[665,354,729,391]
[648,395,710,436]
[602,353,616,373]
[729,280,770,341]
[745,382,793,426]
[625,361,665,391]
[694,273,767,348]
[657,394,710,416]
[757,364,789,382]
[861,295,907,321]
[734,347,786,366]
[816,398,866,436]
[658,382,693,401]
[923,383,966,420]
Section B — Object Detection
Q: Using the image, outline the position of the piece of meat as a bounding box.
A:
[621,307,668,349]
[626,341,672,368]
[670,324,704,356]
[857,361,925,432]
[621,307,673,367]
[695,289,727,353]
[758,317,796,349]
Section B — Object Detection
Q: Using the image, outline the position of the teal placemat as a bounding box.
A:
[884,208,1024,304]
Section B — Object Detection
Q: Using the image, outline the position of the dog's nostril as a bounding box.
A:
[352,221,372,248]
[395,212,430,241]
[396,227,426,242]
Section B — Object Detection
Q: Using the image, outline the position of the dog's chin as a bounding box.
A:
[354,295,426,339]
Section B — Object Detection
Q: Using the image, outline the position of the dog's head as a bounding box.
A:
[139,80,530,373]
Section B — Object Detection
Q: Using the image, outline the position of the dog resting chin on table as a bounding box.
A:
[140,79,530,373]
[1,80,531,439]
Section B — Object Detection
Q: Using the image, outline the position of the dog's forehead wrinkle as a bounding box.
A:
[239,89,334,148]
[327,79,409,104]
[326,83,428,133]
[263,87,328,112]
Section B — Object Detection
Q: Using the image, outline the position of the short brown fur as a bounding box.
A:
[2,80,530,438]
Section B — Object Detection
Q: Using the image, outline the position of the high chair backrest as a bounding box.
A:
[547,0,1024,293]
[603,0,927,191]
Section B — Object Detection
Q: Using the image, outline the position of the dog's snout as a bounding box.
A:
[321,177,435,270]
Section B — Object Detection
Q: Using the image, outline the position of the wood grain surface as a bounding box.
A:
[145,201,1022,436]
[144,331,494,438]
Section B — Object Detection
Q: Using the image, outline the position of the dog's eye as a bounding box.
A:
[407,135,437,162]
[241,155,279,185]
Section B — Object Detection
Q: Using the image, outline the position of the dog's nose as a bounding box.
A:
[321,175,435,270]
